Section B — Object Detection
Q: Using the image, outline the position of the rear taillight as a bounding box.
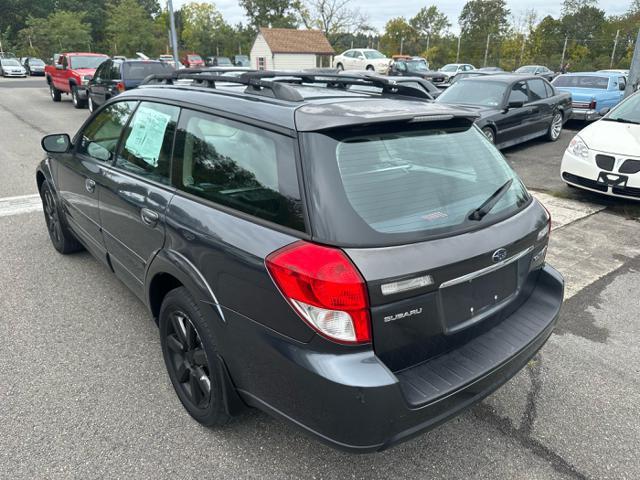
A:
[589,99,597,110]
[266,241,371,344]
[116,82,125,92]
[538,203,552,241]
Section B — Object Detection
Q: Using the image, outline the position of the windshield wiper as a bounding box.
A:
[602,117,640,125]
[468,179,513,221]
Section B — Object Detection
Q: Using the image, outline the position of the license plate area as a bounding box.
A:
[597,172,628,187]
[440,263,518,333]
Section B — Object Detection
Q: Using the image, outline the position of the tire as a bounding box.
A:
[482,126,496,144]
[40,180,84,254]
[71,86,85,109]
[50,83,61,102]
[336,63,344,71]
[547,112,563,142]
[366,65,375,71]
[160,287,231,427]
[88,95,94,113]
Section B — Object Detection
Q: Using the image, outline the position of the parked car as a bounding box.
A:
[232,55,250,67]
[45,52,109,108]
[552,72,627,121]
[0,51,17,59]
[24,57,46,76]
[561,90,640,200]
[205,56,233,67]
[438,63,476,82]
[340,71,439,99]
[446,70,502,87]
[388,58,447,85]
[515,65,555,81]
[436,74,572,149]
[479,67,504,72]
[597,69,629,76]
[0,58,27,77]
[181,53,205,68]
[87,59,174,112]
[36,69,562,452]
[333,49,391,74]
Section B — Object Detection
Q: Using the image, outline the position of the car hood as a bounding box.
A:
[579,120,640,156]
[555,87,608,102]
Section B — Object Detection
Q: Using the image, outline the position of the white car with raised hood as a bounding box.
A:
[561,91,640,200]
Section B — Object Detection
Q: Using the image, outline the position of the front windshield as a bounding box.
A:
[407,60,428,71]
[30,58,45,65]
[303,123,528,243]
[363,50,386,59]
[553,75,609,89]
[437,80,505,107]
[441,64,458,72]
[217,57,232,65]
[70,55,108,69]
[516,66,537,73]
[188,55,202,61]
[1,59,20,66]
[606,93,640,123]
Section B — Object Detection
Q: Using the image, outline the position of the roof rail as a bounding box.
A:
[140,69,432,101]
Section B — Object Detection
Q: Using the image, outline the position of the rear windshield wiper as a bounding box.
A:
[468,178,513,221]
[602,117,640,125]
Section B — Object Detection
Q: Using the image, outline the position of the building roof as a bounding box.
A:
[259,28,335,55]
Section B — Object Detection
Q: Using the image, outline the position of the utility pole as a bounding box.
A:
[560,36,568,70]
[167,0,180,67]
[456,35,461,63]
[483,33,492,67]
[519,35,526,68]
[426,35,430,61]
[610,29,620,69]
[400,37,404,55]
[624,28,640,98]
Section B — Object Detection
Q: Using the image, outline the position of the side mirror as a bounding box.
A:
[41,133,71,153]
[507,100,525,109]
[599,107,611,116]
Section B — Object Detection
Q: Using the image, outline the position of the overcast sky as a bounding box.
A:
[170,0,632,32]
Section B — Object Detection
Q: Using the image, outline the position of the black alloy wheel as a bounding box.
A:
[40,181,83,254]
[159,287,231,427]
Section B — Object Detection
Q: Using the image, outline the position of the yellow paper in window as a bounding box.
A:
[125,105,171,167]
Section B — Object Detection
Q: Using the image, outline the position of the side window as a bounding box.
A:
[77,101,137,162]
[175,110,305,231]
[528,79,548,101]
[544,81,555,98]
[619,77,626,90]
[115,102,179,185]
[94,63,107,81]
[508,81,528,104]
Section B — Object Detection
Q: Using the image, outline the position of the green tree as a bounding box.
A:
[379,17,418,56]
[410,6,450,39]
[561,0,598,15]
[296,0,368,40]
[106,0,160,56]
[458,0,510,66]
[181,2,233,55]
[239,0,299,30]
[16,11,92,59]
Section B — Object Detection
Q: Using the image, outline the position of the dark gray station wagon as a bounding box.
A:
[36,71,564,452]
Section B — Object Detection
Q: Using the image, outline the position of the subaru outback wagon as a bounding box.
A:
[37,71,564,452]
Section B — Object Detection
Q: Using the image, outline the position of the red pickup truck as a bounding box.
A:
[45,52,109,108]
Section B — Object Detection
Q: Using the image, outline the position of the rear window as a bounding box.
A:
[188,55,202,61]
[436,80,506,107]
[301,122,529,246]
[123,62,173,80]
[69,55,108,69]
[553,75,609,89]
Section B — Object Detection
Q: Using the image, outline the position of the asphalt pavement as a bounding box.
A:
[0,76,638,479]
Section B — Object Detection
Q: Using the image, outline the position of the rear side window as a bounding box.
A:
[115,102,180,185]
[175,110,305,231]
[509,81,528,103]
[528,79,548,101]
[544,82,554,97]
[77,101,137,162]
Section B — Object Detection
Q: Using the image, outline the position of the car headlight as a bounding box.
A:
[567,135,589,160]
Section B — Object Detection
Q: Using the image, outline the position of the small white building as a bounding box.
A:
[249,28,335,71]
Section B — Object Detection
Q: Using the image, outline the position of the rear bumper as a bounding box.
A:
[571,108,600,121]
[221,265,564,452]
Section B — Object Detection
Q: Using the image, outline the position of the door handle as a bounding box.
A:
[140,208,159,227]
[85,178,96,193]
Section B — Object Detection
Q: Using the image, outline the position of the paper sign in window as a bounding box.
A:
[124,105,171,167]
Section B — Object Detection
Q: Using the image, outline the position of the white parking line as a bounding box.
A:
[0,194,42,217]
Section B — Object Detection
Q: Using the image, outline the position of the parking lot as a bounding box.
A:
[0,76,638,479]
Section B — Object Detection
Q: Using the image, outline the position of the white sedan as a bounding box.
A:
[333,49,391,74]
[561,91,640,200]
